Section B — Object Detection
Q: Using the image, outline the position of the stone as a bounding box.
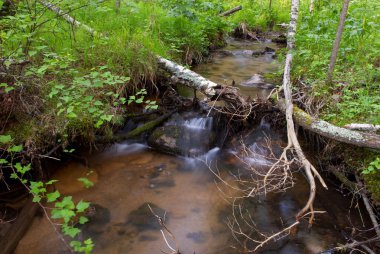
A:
[126,202,167,231]
[148,125,215,156]
[240,74,275,89]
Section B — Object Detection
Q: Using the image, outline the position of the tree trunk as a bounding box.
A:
[282,0,327,222]
[115,0,120,13]
[326,0,350,85]
[309,0,315,13]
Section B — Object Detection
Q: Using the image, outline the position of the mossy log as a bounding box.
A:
[114,111,174,140]
[278,100,380,150]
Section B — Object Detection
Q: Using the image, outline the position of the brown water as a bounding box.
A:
[192,38,281,99]
[16,40,368,254]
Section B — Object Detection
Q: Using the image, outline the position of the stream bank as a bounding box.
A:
[12,38,379,253]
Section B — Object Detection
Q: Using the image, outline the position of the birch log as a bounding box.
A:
[277,101,380,150]
[38,1,98,36]
[343,123,380,132]
[157,57,219,97]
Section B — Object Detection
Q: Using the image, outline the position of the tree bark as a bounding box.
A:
[343,123,380,132]
[157,57,220,97]
[282,0,327,222]
[277,101,380,150]
[309,0,315,13]
[38,1,98,36]
[326,0,350,85]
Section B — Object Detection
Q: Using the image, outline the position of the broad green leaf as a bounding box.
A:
[47,190,61,202]
[79,216,89,224]
[0,135,12,144]
[76,200,90,213]
[8,145,23,152]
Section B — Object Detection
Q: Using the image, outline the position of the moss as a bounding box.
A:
[293,106,314,126]
[364,171,380,204]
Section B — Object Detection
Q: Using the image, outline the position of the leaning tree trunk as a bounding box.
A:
[282,0,327,223]
[326,0,350,85]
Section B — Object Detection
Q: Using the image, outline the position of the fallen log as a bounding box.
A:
[278,101,380,150]
[38,1,98,36]
[0,198,39,254]
[116,111,174,140]
[219,6,242,17]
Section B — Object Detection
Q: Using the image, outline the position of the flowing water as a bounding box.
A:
[16,40,368,254]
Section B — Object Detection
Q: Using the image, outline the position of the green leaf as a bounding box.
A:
[32,195,41,203]
[78,177,94,188]
[8,145,23,152]
[76,200,90,213]
[46,179,58,185]
[62,225,80,238]
[0,159,8,164]
[47,190,61,202]
[55,196,75,209]
[79,216,89,225]
[100,114,113,122]
[5,86,14,93]
[135,98,143,104]
[94,100,103,106]
[94,119,104,128]
[0,135,12,144]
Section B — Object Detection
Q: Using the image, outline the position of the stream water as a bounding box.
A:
[16,39,368,254]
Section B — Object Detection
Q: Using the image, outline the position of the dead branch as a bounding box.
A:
[355,175,380,238]
[322,236,380,254]
[148,204,180,254]
[219,6,242,17]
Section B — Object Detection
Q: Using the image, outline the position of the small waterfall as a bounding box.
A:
[183,117,213,130]
[163,113,216,158]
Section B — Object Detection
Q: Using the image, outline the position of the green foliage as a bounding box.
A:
[362,157,380,175]
[1,141,93,253]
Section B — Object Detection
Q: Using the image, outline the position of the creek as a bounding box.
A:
[16,39,367,254]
